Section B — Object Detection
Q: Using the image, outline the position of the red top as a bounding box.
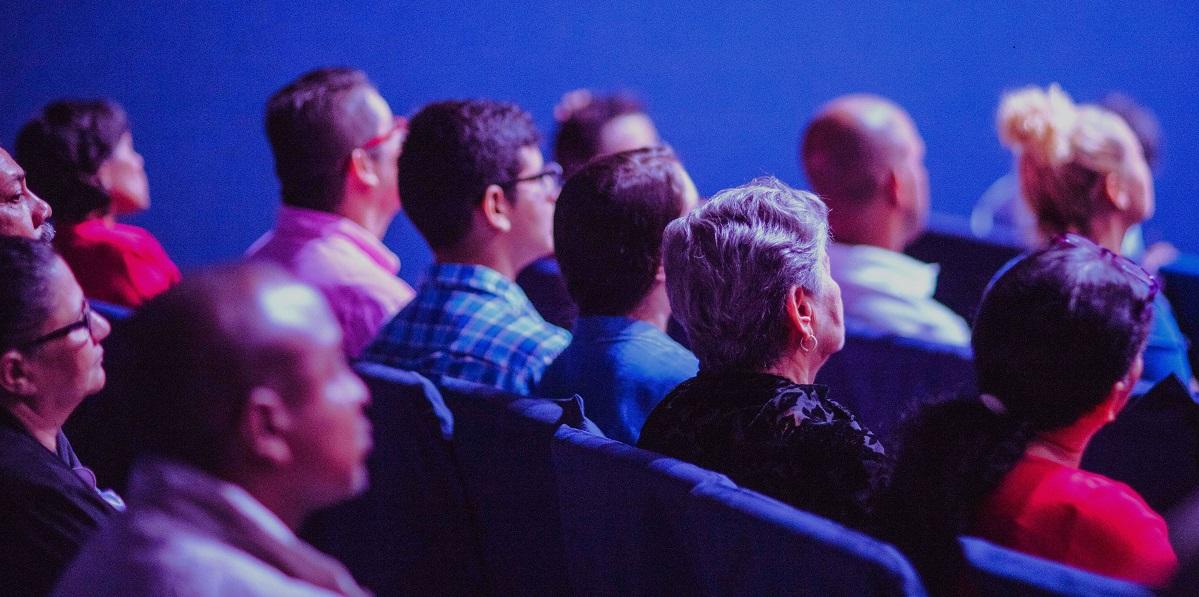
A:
[976,455,1177,587]
[56,219,181,308]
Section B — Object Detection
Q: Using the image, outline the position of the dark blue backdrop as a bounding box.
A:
[3,2,1197,284]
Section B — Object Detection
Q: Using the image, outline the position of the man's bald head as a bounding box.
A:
[125,262,343,474]
[800,95,928,248]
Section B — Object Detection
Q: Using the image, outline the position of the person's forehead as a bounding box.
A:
[362,88,393,127]
[517,145,544,174]
[0,149,22,185]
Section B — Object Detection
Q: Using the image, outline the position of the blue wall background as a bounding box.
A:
[3,2,1197,284]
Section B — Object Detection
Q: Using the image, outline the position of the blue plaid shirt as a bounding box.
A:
[362,263,571,395]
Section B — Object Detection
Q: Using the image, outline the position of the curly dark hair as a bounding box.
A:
[875,240,1156,595]
[0,236,58,351]
[399,99,540,251]
[15,99,129,224]
[554,146,687,316]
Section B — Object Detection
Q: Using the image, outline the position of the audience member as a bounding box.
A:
[0,237,119,597]
[537,147,699,443]
[53,263,370,596]
[15,100,180,307]
[247,67,415,358]
[801,94,969,347]
[638,176,887,528]
[0,148,54,240]
[362,99,570,395]
[518,90,662,329]
[878,235,1176,592]
[997,84,1192,392]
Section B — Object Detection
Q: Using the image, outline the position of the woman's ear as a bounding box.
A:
[1104,171,1131,212]
[480,184,512,233]
[1105,354,1145,421]
[784,286,815,340]
[0,351,34,397]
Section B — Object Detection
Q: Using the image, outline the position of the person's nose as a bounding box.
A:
[90,311,112,343]
[30,190,51,226]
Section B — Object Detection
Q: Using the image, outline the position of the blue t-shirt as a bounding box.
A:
[538,316,699,444]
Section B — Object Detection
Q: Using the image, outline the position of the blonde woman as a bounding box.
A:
[997,84,1192,391]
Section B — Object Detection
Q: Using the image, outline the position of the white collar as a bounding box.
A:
[827,242,939,300]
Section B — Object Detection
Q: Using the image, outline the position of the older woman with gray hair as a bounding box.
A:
[638,176,887,528]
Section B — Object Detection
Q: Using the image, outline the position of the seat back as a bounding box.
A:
[439,377,586,596]
[905,218,1022,322]
[551,426,734,596]
[958,536,1152,597]
[816,324,975,439]
[682,483,927,597]
[301,364,484,596]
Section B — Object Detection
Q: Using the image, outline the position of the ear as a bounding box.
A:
[783,286,816,341]
[241,386,295,466]
[883,168,904,208]
[1105,355,1144,421]
[0,350,35,397]
[94,158,115,192]
[480,184,513,233]
[347,148,381,188]
[1104,171,1131,211]
[654,263,667,284]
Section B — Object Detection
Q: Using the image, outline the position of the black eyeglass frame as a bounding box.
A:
[495,161,564,190]
[16,300,94,351]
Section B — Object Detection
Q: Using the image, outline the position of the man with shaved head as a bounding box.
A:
[0,147,54,240]
[801,95,969,347]
[54,263,371,596]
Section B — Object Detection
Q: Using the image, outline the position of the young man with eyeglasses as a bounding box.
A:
[247,67,414,358]
[362,99,570,396]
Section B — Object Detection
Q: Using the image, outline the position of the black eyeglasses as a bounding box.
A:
[19,301,94,350]
[1050,233,1161,299]
[496,162,563,191]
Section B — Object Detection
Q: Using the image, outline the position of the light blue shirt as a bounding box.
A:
[537,316,699,444]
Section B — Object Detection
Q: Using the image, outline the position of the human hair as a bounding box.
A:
[399,99,540,250]
[663,176,829,373]
[1100,92,1161,171]
[553,91,647,178]
[121,262,310,475]
[998,84,1145,238]
[800,96,909,206]
[554,146,688,316]
[876,240,1155,593]
[0,236,58,351]
[265,67,382,212]
[14,99,130,224]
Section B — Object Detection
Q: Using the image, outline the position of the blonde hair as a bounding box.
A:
[997,84,1141,237]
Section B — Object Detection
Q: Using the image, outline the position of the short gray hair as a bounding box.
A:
[663,176,830,373]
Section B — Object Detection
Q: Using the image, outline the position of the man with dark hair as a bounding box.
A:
[363,99,569,395]
[801,94,969,347]
[537,147,699,443]
[247,67,414,358]
[0,148,54,240]
[54,263,371,596]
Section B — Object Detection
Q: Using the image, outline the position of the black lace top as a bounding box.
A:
[638,370,889,528]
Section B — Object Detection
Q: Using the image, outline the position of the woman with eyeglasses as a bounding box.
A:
[15,99,180,308]
[877,239,1177,593]
[994,83,1192,392]
[0,236,122,597]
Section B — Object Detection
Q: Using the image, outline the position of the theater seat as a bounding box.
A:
[958,536,1152,597]
[683,483,927,597]
[438,377,591,596]
[816,324,975,440]
[301,364,484,597]
[551,426,734,595]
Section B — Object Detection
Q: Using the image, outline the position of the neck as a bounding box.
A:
[336,198,393,240]
[435,238,526,281]
[230,472,310,531]
[1025,411,1108,468]
[827,202,908,252]
[1086,213,1132,254]
[2,401,61,452]
[764,349,822,385]
[625,284,671,331]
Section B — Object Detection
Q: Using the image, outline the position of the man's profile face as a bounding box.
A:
[262,283,373,506]
[506,145,559,269]
[0,149,53,240]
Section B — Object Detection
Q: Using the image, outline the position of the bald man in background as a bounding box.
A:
[800,95,969,347]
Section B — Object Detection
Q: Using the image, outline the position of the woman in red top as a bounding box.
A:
[15,100,180,308]
[877,234,1176,593]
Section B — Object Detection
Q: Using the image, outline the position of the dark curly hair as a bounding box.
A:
[14,99,130,224]
[876,240,1156,595]
[554,146,688,316]
[399,99,540,251]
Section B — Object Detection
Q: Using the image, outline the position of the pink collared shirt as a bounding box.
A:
[247,206,415,357]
